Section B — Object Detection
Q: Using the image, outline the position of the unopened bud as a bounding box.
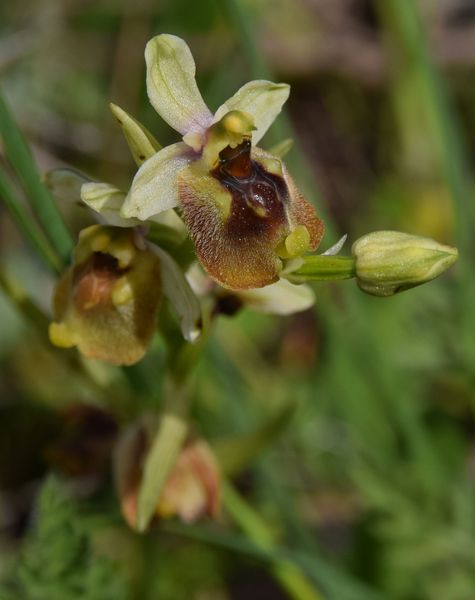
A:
[352,231,458,297]
[114,420,220,530]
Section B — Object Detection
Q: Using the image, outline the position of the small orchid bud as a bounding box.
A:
[352,231,458,297]
[49,225,162,365]
[114,420,220,529]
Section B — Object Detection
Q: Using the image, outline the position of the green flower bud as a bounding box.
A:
[352,231,458,297]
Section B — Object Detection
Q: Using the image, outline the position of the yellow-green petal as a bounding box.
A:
[268,138,294,158]
[214,80,290,145]
[122,142,192,220]
[152,246,202,342]
[81,182,136,227]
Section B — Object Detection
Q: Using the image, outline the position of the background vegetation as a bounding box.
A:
[0,0,474,598]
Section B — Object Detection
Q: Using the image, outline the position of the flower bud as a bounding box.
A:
[352,231,458,297]
[114,420,220,529]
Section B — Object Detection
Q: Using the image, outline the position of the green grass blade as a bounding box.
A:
[0,166,62,273]
[376,0,475,375]
[222,482,325,600]
[0,89,73,264]
[163,512,387,600]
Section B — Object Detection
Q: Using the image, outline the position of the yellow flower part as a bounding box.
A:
[49,225,162,365]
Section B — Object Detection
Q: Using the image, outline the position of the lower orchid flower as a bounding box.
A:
[49,225,162,366]
[46,170,202,366]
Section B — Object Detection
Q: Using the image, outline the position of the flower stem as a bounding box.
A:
[288,255,356,282]
[222,482,325,600]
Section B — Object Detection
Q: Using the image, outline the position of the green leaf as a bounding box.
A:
[0,167,62,273]
[0,89,73,264]
[11,476,130,600]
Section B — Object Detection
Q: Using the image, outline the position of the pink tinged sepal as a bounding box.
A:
[49,225,162,366]
[145,34,213,136]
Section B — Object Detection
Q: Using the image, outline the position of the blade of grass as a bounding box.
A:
[222,481,325,600]
[220,0,443,507]
[0,166,61,273]
[0,89,73,264]
[0,269,51,335]
[162,486,387,600]
[219,0,401,478]
[376,0,475,370]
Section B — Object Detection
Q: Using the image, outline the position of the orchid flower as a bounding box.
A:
[46,170,202,365]
[49,224,163,365]
[115,34,324,291]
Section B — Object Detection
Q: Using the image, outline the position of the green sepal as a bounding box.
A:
[136,413,188,532]
[109,102,161,166]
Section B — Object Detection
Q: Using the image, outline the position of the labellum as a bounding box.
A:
[49,226,162,365]
[179,140,324,290]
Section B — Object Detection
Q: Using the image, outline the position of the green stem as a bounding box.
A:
[222,482,325,600]
[0,166,61,274]
[289,255,356,282]
[0,89,73,264]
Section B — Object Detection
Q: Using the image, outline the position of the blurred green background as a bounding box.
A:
[1,0,475,599]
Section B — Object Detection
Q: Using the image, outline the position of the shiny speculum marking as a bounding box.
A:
[212,139,288,238]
